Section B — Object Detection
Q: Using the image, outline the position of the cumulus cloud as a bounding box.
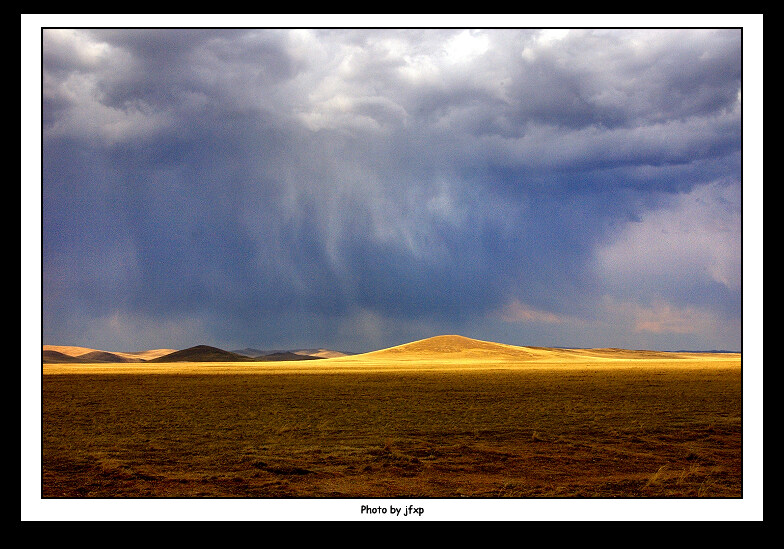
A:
[600,296,719,335]
[498,300,569,324]
[593,180,741,294]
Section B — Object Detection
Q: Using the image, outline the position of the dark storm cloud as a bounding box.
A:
[512,29,741,130]
[41,27,743,352]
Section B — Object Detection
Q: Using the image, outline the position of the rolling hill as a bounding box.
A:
[43,345,99,357]
[231,348,272,357]
[148,345,260,363]
[147,346,329,362]
[42,349,93,363]
[43,344,340,364]
[42,348,152,363]
[253,351,323,361]
[356,334,542,360]
[43,335,738,366]
[232,347,351,359]
[297,349,353,358]
[76,350,145,363]
[334,334,730,363]
[43,345,177,362]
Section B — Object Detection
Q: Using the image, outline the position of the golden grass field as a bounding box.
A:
[42,336,742,498]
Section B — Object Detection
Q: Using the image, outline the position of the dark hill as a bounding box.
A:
[232,348,271,357]
[254,352,324,361]
[150,345,258,363]
[233,348,353,358]
[77,350,145,363]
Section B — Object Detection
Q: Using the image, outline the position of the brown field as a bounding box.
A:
[41,336,742,499]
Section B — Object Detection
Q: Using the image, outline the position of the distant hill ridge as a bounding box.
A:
[42,349,146,363]
[43,344,343,364]
[43,336,739,364]
[232,347,351,358]
[43,345,177,362]
[149,346,328,362]
[253,352,322,361]
[78,350,145,363]
[149,345,259,362]
[42,349,93,363]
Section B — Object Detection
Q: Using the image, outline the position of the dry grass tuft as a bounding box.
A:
[646,464,669,487]
[531,431,544,442]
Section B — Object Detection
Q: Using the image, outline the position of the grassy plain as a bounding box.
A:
[42,343,742,498]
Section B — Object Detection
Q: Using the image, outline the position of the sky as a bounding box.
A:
[35,22,750,354]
